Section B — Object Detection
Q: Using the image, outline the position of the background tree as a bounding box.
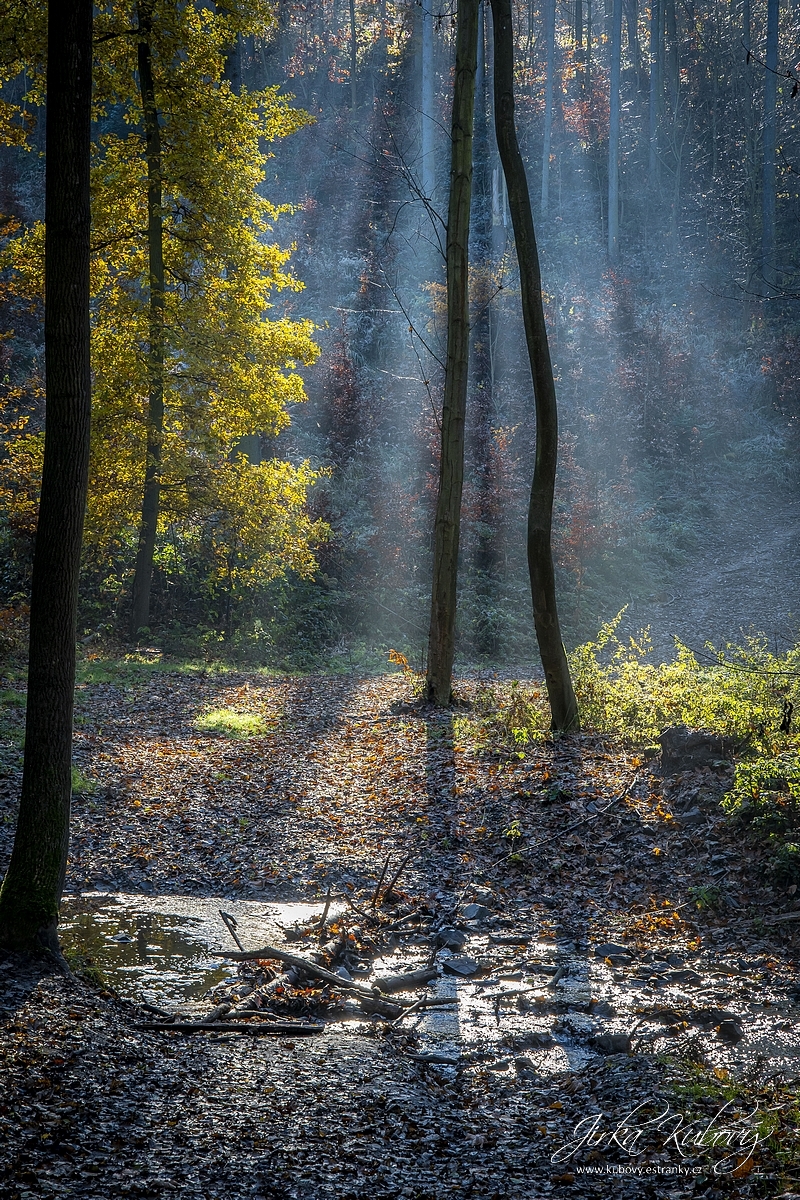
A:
[490,0,579,731]
[0,0,93,955]
[426,0,480,705]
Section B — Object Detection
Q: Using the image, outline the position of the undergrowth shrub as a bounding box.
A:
[568,609,800,753]
[722,755,800,884]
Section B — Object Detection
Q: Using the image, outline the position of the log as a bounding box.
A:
[374,967,439,993]
[214,943,378,998]
[137,1021,325,1035]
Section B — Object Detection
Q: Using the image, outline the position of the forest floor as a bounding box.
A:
[1,667,800,1199]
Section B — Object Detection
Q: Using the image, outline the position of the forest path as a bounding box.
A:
[627,483,800,658]
[1,671,800,1196]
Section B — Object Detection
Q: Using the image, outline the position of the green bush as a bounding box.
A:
[722,754,800,883]
[568,609,800,753]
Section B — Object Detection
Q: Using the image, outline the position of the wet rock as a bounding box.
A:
[514,1055,535,1071]
[607,954,633,968]
[677,807,706,826]
[442,955,480,977]
[593,1032,631,1055]
[666,969,703,986]
[594,942,631,959]
[694,1007,738,1026]
[462,903,492,921]
[590,1000,616,1018]
[435,927,468,951]
[658,726,736,774]
[718,1019,744,1043]
[667,953,685,967]
[510,1030,555,1049]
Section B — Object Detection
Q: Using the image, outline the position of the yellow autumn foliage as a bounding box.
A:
[0,0,327,616]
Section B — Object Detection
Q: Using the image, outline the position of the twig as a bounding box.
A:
[380,855,412,904]
[317,887,333,937]
[371,855,392,909]
[219,910,245,952]
[140,1001,176,1021]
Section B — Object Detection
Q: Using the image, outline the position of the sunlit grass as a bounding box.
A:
[193,708,266,738]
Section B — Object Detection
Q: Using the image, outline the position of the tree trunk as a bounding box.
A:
[130,0,165,638]
[0,0,93,956]
[608,0,622,258]
[664,0,679,113]
[541,0,555,213]
[425,0,480,706]
[648,0,662,189]
[762,0,779,285]
[349,0,357,109]
[421,0,435,197]
[489,0,579,733]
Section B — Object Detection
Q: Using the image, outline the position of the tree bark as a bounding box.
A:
[489,0,579,732]
[0,0,93,955]
[130,0,165,638]
[425,0,480,706]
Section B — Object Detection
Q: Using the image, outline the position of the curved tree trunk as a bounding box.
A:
[130,0,165,639]
[425,0,480,705]
[0,0,93,955]
[489,0,579,732]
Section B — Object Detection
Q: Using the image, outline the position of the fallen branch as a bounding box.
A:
[214,943,378,998]
[763,911,800,925]
[138,1021,325,1035]
[374,967,438,993]
[219,910,245,952]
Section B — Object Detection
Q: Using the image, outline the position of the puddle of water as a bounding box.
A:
[59,892,327,1010]
[57,895,800,1084]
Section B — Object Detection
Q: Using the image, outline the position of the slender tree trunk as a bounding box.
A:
[425,0,480,706]
[762,0,779,284]
[489,0,579,732]
[130,0,165,638]
[0,0,93,956]
[608,0,622,258]
[648,0,662,189]
[664,0,679,112]
[575,0,584,52]
[421,0,435,197]
[541,0,555,213]
[350,0,357,109]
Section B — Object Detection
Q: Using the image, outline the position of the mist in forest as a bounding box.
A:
[246,0,798,670]
[1,0,798,669]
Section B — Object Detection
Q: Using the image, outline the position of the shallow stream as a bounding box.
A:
[60,891,800,1085]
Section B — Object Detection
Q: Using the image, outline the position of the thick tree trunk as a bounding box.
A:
[608,0,622,258]
[425,0,480,706]
[0,0,93,956]
[130,0,165,638]
[489,0,579,732]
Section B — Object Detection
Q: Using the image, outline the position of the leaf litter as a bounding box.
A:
[2,669,800,1196]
